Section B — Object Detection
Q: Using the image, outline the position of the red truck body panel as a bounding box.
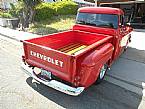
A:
[23,30,113,86]
[76,43,114,87]
[73,24,115,36]
[78,7,124,15]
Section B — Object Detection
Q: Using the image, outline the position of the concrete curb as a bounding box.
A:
[0,33,20,42]
[0,26,40,41]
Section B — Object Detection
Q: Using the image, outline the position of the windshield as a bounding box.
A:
[76,12,118,29]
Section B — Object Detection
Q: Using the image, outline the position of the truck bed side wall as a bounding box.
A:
[75,43,114,87]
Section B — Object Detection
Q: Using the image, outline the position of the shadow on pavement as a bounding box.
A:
[26,77,142,109]
[121,47,145,64]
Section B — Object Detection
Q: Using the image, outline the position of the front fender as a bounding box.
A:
[80,43,114,87]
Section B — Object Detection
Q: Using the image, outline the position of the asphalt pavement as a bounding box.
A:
[0,35,144,109]
[105,30,145,97]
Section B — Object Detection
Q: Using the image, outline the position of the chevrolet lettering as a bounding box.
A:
[30,51,63,68]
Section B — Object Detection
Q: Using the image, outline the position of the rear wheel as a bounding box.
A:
[95,64,108,84]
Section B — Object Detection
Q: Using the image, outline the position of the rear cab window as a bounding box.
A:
[76,12,119,29]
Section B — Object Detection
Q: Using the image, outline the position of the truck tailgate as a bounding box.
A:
[23,41,75,82]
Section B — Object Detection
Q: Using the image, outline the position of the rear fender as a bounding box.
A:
[79,43,114,87]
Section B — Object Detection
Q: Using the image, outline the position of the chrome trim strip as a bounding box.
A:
[21,62,84,96]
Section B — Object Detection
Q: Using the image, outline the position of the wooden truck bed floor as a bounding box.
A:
[58,43,87,55]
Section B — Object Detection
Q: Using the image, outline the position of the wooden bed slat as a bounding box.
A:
[58,43,87,55]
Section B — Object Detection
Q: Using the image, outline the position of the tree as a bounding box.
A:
[18,0,42,30]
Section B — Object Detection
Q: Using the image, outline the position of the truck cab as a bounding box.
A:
[74,7,132,61]
[21,7,132,96]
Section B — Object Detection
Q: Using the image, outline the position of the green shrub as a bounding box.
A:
[35,1,78,21]
[0,11,12,18]
[35,3,55,21]
[55,1,78,15]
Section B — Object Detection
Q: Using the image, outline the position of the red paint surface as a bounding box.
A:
[78,7,124,15]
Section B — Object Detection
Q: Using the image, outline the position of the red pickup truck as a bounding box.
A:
[21,7,132,96]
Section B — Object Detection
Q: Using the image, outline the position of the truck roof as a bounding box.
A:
[78,7,124,15]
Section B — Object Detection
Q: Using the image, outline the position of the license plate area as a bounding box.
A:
[33,67,52,81]
[41,69,52,80]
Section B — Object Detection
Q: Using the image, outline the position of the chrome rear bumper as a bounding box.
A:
[21,62,84,96]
